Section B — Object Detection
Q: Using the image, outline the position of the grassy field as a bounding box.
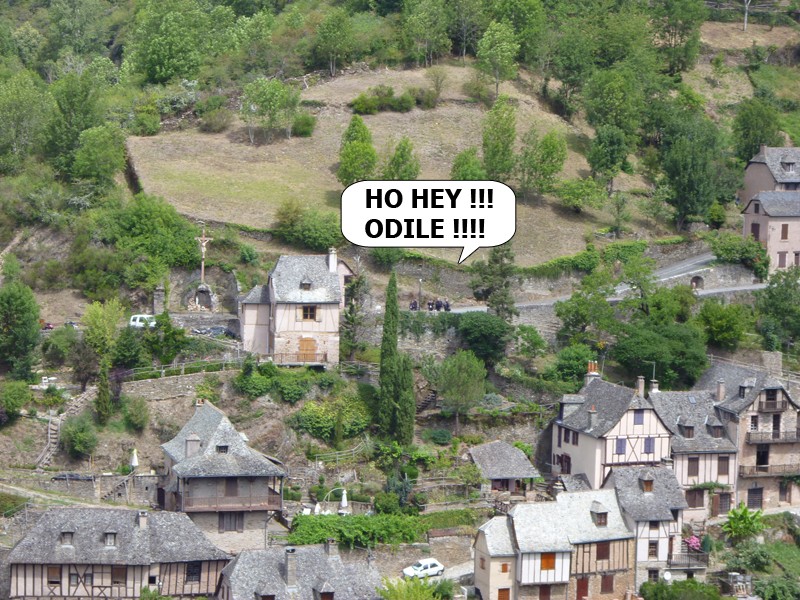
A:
[750,65,800,100]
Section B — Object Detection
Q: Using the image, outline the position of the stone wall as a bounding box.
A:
[658,263,758,290]
[644,240,709,268]
[0,472,158,505]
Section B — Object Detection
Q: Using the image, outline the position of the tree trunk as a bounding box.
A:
[455,411,460,436]
[743,0,750,31]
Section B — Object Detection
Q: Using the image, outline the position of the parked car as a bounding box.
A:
[64,321,79,329]
[402,558,444,579]
[129,314,157,328]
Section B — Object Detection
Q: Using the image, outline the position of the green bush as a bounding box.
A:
[233,371,272,399]
[291,112,317,137]
[41,325,78,367]
[61,413,99,458]
[123,397,149,432]
[423,428,452,446]
[370,247,406,269]
[274,371,313,404]
[239,243,258,264]
[130,105,161,136]
[287,388,370,441]
[195,95,227,115]
[374,491,401,514]
[198,108,233,133]
[724,541,772,573]
[0,382,31,418]
[390,91,415,112]
[351,93,379,114]
[288,514,424,547]
[411,87,438,109]
[709,231,769,280]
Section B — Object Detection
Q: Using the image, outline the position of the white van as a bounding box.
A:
[129,314,157,328]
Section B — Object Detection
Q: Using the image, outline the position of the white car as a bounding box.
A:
[129,314,157,328]
[402,558,444,579]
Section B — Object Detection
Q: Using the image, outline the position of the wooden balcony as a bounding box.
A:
[746,430,800,444]
[668,552,709,569]
[758,400,787,412]
[181,493,282,512]
[267,353,329,366]
[739,464,800,477]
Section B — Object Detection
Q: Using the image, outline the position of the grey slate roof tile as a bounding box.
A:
[469,441,540,480]
[606,466,688,522]
[749,146,800,183]
[743,191,800,217]
[693,363,797,415]
[478,516,516,557]
[270,255,342,304]
[7,508,229,565]
[648,390,737,453]
[559,377,652,438]
[241,284,270,304]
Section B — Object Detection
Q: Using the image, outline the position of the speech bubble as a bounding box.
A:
[341,180,516,263]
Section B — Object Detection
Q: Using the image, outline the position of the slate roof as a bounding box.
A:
[648,390,737,453]
[469,441,540,480]
[478,516,515,557]
[162,402,285,478]
[693,363,796,416]
[7,508,229,565]
[558,473,593,492]
[241,284,270,304]
[743,192,800,217]
[270,255,342,304]
[606,466,688,522]
[220,546,381,600]
[507,489,632,553]
[559,376,653,438]
[749,146,800,183]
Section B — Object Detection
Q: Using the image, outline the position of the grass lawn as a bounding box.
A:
[749,65,800,100]
[765,541,800,575]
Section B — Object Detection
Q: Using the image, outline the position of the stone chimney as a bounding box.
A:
[584,361,600,386]
[328,247,337,273]
[637,375,645,397]
[588,404,597,431]
[325,538,338,558]
[185,433,201,459]
[285,548,297,588]
[716,380,725,403]
[660,456,674,470]
[650,380,659,394]
[137,510,148,529]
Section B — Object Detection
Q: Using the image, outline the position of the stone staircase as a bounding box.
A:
[34,387,97,471]
[416,390,437,414]
[101,472,135,502]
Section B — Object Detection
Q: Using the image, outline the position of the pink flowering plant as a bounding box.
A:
[684,535,702,552]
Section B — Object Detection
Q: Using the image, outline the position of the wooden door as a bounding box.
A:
[498,589,510,600]
[225,478,238,497]
[711,493,720,517]
[540,585,551,600]
[747,487,763,510]
[751,223,760,241]
[299,338,316,362]
[576,577,589,600]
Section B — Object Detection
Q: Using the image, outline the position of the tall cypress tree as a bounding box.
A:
[394,354,416,445]
[378,272,399,436]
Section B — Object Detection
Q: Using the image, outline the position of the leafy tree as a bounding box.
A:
[342,115,373,147]
[450,148,487,180]
[554,268,617,343]
[12,23,45,68]
[587,125,629,192]
[450,0,485,61]
[338,141,378,187]
[144,312,188,365]
[470,243,519,322]
[516,129,567,198]
[697,300,747,350]
[71,125,126,185]
[378,272,399,436]
[488,0,545,63]
[550,21,597,116]
[382,137,420,180]
[94,362,113,425]
[477,21,519,99]
[316,8,354,77]
[403,0,452,67]
[754,576,800,600]
[241,78,301,142]
[608,192,632,238]
[709,232,769,280]
[516,325,547,358]
[70,339,100,392]
[341,274,371,360]
[482,95,516,181]
[756,267,800,349]
[61,413,99,457]
[124,396,150,432]
[0,72,54,174]
[0,381,31,419]
[652,0,707,75]
[584,69,643,141]
[112,326,148,369]
[722,502,765,545]
[49,0,106,55]
[82,298,125,360]
[437,350,486,435]
[551,344,595,390]
[0,281,40,380]
[732,98,783,163]
[42,325,79,368]
[640,579,721,600]
[557,178,606,213]
[457,312,512,365]
[706,200,726,229]
[379,577,439,599]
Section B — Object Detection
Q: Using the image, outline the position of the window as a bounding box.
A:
[711,426,723,439]
[302,305,317,320]
[572,431,579,445]
[320,593,334,600]
[615,438,626,455]
[69,573,79,586]
[779,252,787,268]
[60,532,73,545]
[541,553,556,570]
[149,575,157,585]
[750,415,759,431]
[601,574,614,594]
[718,456,729,476]
[260,596,276,600]
[686,489,704,508]
[766,389,778,402]
[225,478,238,497]
[105,532,116,546]
[747,487,764,510]
[480,557,485,570]
[595,512,608,527]
[754,202,760,214]
[684,426,694,439]
[648,570,660,583]
[644,437,655,454]
[688,457,699,477]
[650,521,659,531]
[185,562,201,583]
[84,573,93,586]
[300,282,311,290]
[782,224,790,240]
[47,567,61,585]
[648,540,659,558]
[216,445,228,453]
[501,563,509,573]
[634,409,644,425]
[498,590,510,600]
[111,566,126,586]
[557,426,562,448]
[643,480,654,493]
[596,542,610,561]
[795,252,800,267]
[739,386,746,399]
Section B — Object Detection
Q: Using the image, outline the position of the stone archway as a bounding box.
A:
[690,276,704,290]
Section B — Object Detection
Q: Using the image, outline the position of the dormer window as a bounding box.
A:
[711,426,723,439]
[320,594,334,600]
[642,480,654,493]
[782,161,795,173]
[591,501,609,526]
[739,386,746,399]
[60,531,73,545]
[684,426,694,439]
[105,532,116,547]
[300,280,312,290]
[216,445,229,453]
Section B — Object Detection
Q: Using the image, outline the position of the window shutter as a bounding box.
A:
[296,306,302,321]
[218,513,225,533]
[237,512,244,532]
[315,306,322,322]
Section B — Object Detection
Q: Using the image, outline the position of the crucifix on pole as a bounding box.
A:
[195,222,214,284]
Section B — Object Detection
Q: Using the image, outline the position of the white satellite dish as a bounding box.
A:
[663,571,672,581]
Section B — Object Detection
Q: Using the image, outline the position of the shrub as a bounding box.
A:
[195,95,226,115]
[239,243,258,265]
[370,247,406,269]
[423,428,452,446]
[287,388,370,441]
[130,105,161,136]
[724,541,772,573]
[351,93,379,114]
[709,231,769,280]
[198,108,233,133]
[291,112,316,137]
[61,413,99,457]
[0,381,31,418]
[754,575,800,600]
[274,370,313,404]
[233,371,272,399]
[374,491,401,514]
[411,86,438,109]
[288,514,424,547]
[123,397,149,432]
[722,502,765,545]
[41,325,78,367]
[389,91,415,112]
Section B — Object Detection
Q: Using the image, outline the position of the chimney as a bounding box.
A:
[660,456,674,470]
[584,360,600,386]
[588,404,597,431]
[716,380,725,403]
[650,380,659,394]
[285,548,297,588]
[328,247,337,273]
[637,375,645,397]
[196,397,205,406]
[325,538,338,558]
[137,510,148,529]
[185,433,201,459]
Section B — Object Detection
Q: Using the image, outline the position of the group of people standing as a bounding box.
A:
[409,297,450,312]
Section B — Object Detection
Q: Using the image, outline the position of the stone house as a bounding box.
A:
[239,248,353,366]
[605,466,704,589]
[468,440,540,495]
[741,191,800,272]
[474,489,634,600]
[551,365,672,490]
[740,145,800,205]
[6,507,229,599]
[159,400,286,535]
[217,541,381,600]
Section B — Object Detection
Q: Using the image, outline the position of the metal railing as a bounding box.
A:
[266,353,329,365]
[757,400,787,412]
[739,464,800,477]
[122,358,246,381]
[746,429,800,444]
[669,552,709,569]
